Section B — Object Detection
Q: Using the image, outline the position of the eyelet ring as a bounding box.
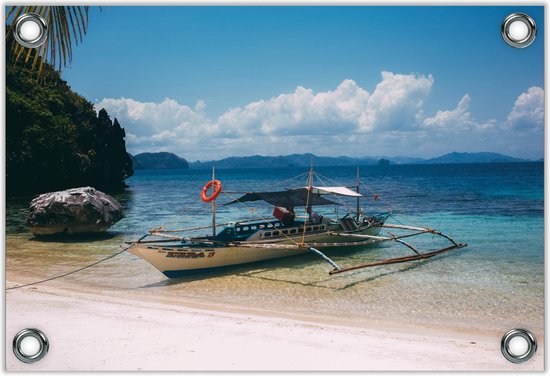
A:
[13,13,48,49]
[501,13,537,48]
[501,328,537,364]
[12,328,49,364]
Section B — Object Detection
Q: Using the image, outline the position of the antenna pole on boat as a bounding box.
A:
[301,160,314,245]
[356,167,360,221]
[212,166,216,238]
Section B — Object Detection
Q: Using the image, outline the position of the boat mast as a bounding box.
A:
[356,167,360,221]
[212,166,216,238]
[301,160,314,245]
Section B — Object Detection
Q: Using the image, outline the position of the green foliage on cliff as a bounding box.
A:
[6,41,133,196]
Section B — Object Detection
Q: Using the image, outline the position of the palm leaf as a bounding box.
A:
[66,8,82,44]
[5,6,90,74]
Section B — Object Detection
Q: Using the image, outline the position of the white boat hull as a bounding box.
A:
[129,226,382,278]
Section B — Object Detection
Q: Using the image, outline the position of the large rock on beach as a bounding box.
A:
[26,187,124,236]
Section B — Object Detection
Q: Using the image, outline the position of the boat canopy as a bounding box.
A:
[225,186,362,207]
[225,188,341,207]
[308,186,362,197]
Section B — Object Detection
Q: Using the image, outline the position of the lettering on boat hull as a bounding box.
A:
[162,250,216,259]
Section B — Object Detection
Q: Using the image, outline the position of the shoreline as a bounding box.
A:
[7,265,542,339]
[6,277,544,371]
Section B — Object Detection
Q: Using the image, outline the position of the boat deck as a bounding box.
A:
[214,219,330,243]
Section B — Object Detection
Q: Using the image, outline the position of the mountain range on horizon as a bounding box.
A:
[131,152,190,170]
[130,151,541,170]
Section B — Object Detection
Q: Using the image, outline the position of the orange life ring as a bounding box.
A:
[201,180,222,202]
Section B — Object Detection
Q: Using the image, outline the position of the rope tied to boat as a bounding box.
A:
[5,239,143,291]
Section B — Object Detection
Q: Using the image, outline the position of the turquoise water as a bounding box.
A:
[5,162,544,333]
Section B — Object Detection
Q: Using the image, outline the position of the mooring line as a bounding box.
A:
[6,242,139,291]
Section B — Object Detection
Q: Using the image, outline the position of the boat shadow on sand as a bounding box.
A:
[138,246,467,291]
[240,249,464,291]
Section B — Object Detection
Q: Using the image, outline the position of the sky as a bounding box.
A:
[60,6,544,161]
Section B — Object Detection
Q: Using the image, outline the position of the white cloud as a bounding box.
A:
[94,74,543,160]
[217,79,371,136]
[362,71,433,131]
[95,97,213,139]
[218,72,432,135]
[422,94,495,130]
[505,86,544,130]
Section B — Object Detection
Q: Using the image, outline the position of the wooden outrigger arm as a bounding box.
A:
[309,247,342,271]
[328,243,467,275]
[329,224,467,275]
[312,223,467,275]
[234,223,467,275]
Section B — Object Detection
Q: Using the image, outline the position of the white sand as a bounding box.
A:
[5,283,543,371]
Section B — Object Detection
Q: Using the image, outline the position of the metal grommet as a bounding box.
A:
[13,13,48,49]
[501,328,537,364]
[501,13,537,48]
[12,328,49,364]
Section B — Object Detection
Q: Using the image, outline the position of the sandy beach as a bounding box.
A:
[6,277,543,371]
[4,2,545,372]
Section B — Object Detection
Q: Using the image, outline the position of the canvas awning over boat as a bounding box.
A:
[308,186,362,197]
[225,188,340,207]
[225,186,362,207]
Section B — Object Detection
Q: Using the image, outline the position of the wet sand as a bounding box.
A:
[6,273,544,371]
[5,225,544,371]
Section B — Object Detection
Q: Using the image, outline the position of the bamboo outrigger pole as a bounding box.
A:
[309,246,341,271]
[329,243,467,275]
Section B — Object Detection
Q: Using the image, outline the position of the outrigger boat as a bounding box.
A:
[128,168,467,278]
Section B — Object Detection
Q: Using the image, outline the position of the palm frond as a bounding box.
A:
[5,6,90,74]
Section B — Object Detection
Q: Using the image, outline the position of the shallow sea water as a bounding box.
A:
[5,163,544,334]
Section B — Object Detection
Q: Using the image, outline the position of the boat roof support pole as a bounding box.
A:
[212,166,216,238]
[301,160,314,245]
[356,167,360,221]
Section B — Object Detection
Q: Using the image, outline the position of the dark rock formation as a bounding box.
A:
[26,187,124,236]
[6,46,133,196]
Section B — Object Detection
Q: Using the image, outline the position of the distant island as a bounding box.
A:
[189,152,535,169]
[191,153,385,169]
[422,152,527,164]
[133,151,540,170]
[131,152,189,170]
